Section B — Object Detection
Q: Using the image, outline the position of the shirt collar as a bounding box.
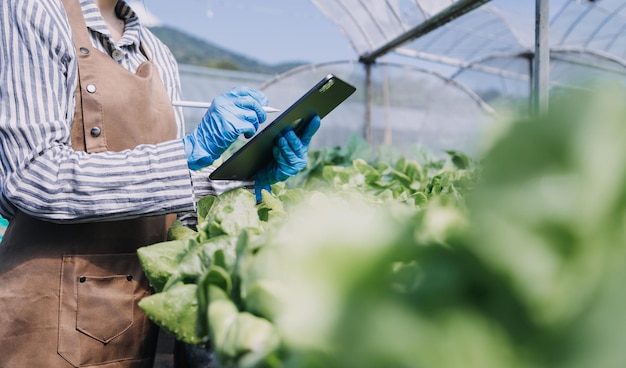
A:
[79,0,142,49]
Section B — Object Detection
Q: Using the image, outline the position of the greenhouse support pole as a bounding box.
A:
[364,63,372,144]
[532,0,550,114]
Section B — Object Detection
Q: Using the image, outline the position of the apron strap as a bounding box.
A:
[63,0,109,152]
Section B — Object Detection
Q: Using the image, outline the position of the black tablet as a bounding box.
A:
[209,74,357,181]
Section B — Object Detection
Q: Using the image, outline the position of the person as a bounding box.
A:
[0,0,320,366]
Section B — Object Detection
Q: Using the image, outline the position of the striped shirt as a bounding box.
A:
[0,0,245,223]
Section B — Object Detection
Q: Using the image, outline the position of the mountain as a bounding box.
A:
[148,26,306,74]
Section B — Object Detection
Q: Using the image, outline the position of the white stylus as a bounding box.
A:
[172,100,280,113]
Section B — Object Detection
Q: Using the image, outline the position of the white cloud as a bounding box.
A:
[127,1,164,27]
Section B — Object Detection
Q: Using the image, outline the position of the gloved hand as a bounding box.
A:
[183,87,269,170]
[254,115,321,201]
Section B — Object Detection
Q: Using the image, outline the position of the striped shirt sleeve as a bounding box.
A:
[0,0,206,222]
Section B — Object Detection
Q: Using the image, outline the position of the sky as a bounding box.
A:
[128,0,568,66]
[128,0,356,65]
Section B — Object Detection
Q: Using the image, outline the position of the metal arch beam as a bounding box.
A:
[395,49,533,81]
[551,46,626,72]
[584,1,626,48]
[359,0,492,64]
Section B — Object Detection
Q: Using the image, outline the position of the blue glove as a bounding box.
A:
[182,87,269,170]
[254,115,321,201]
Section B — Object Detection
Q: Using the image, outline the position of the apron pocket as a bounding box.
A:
[58,253,155,367]
[77,274,134,343]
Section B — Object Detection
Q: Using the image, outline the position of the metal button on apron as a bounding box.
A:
[111,50,124,61]
[86,84,97,93]
[90,127,101,137]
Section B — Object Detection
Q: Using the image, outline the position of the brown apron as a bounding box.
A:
[0,0,177,366]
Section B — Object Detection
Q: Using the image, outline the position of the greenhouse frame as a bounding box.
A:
[178,0,626,156]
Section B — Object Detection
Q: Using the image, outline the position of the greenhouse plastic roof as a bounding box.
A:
[175,0,626,157]
[311,0,626,67]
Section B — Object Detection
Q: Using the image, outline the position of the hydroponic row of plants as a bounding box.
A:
[138,83,626,368]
